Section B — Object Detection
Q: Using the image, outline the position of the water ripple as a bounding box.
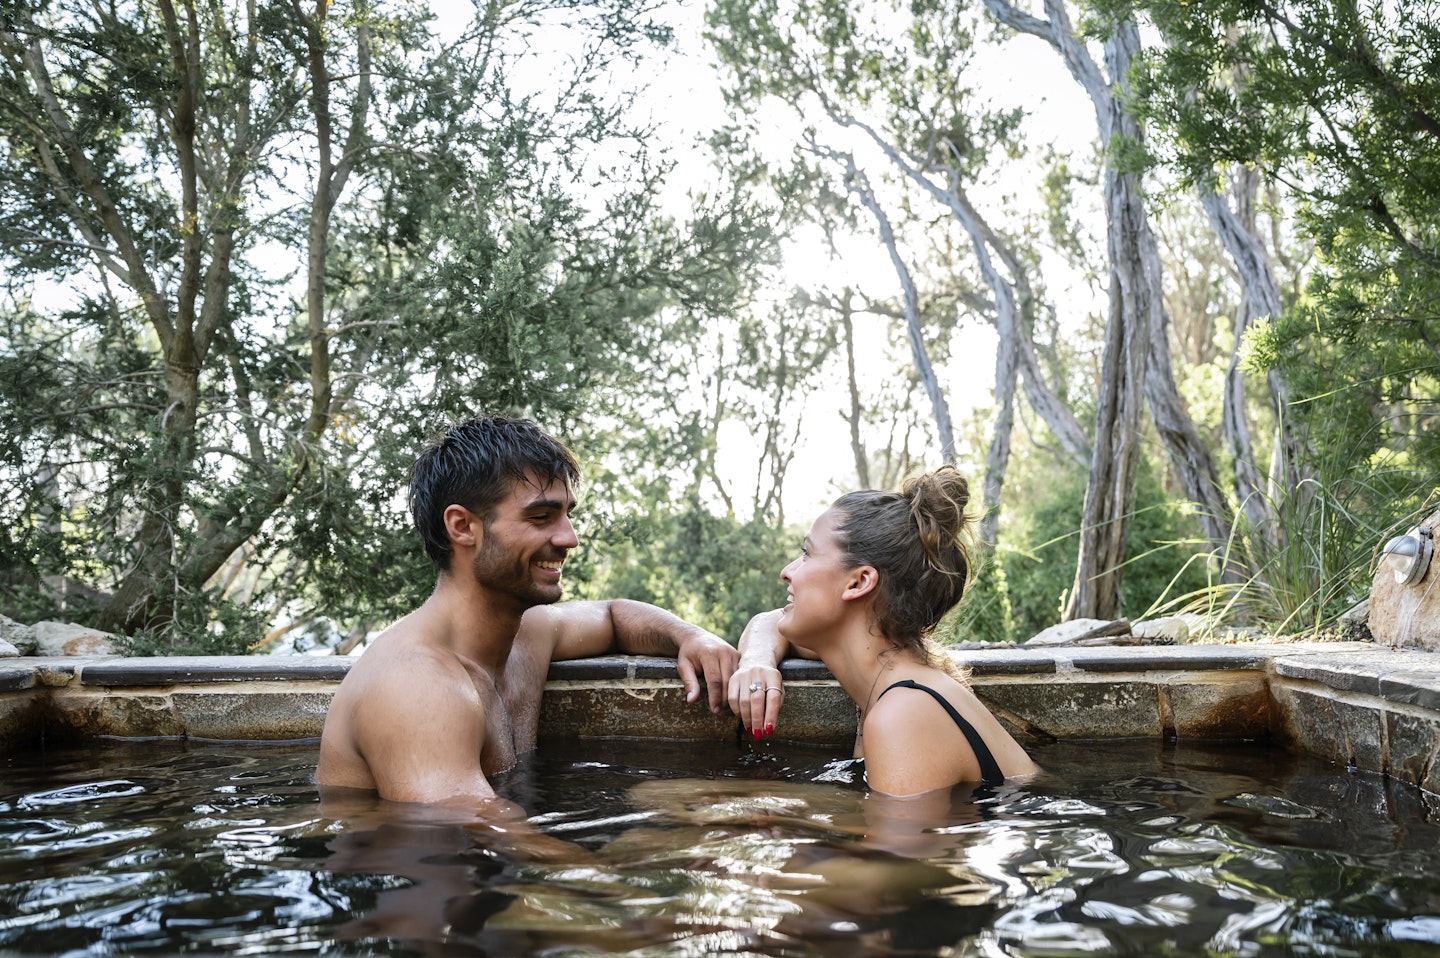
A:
[17,779,150,808]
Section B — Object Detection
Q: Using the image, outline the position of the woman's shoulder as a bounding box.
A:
[867,673,968,739]
[875,670,966,705]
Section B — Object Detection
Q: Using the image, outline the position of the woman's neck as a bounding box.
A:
[821,633,924,717]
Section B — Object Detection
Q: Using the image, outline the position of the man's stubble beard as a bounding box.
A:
[471,529,564,607]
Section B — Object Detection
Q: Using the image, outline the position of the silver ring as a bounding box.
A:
[764,687,782,694]
[749,681,763,692]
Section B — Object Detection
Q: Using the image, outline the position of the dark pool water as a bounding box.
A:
[2,736,1439,956]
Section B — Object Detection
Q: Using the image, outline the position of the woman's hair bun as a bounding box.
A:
[901,464,974,577]
[829,463,980,643]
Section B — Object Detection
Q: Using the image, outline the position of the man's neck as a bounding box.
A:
[424,572,527,673]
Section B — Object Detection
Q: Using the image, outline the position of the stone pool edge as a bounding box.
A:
[2,642,1438,796]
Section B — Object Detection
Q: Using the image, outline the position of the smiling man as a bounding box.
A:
[317,415,739,805]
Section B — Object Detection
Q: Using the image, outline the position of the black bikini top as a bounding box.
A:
[876,679,1006,785]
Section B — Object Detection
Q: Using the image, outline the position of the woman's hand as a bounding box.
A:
[728,662,785,739]
[728,609,787,739]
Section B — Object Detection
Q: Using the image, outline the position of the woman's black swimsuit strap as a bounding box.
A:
[877,679,1006,785]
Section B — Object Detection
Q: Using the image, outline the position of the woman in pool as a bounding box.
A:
[729,464,1037,796]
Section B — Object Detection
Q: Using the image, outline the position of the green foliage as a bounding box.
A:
[990,455,1214,641]
[1239,318,1281,374]
[0,0,775,652]
[572,495,795,643]
[1155,464,1433,635]
[1135,0,1440,550]
[118,588,269,657]
[935,559,1011,646]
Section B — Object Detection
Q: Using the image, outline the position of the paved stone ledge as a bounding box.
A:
[1,643,1437,795]
[74,655,353,685]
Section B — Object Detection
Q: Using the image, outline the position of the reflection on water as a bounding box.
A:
[1,737,1439,955]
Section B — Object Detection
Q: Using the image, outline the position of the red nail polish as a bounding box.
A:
[752,728,761,740]
[765,724,774,737]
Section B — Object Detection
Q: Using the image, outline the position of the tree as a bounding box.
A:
[0,0,764,648]
[811,142,958,464]
[707,0,1093,556]
[977,0,1242,617]
[1135,0,1440,618]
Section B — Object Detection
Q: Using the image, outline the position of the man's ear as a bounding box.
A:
[443,504,480,550]
[841,565,879,602]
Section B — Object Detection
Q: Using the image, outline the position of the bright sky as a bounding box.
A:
[28,1,1100,528]
[593,2,1101,523]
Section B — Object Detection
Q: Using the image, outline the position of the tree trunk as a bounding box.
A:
[838,151,958,462]
[983,2,1243,610]
[1200,166,1309,520]
[981,327,1020,545]
[1067,132,1150,619]
[1201,171,1272,531]
[839,293,872,488]
[1099,23,1237,569]
[96,7,371,635]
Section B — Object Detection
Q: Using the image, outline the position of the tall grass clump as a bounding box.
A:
[1145,447,1437,637]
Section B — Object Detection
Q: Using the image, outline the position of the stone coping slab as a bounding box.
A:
[6,654,839,686]
[72,655,353,685]
[0,666,35,693]
[1271,648,1440,691]
[1272,649,1440,712]
[1059,643,1348,672]
[6,641,1386,689]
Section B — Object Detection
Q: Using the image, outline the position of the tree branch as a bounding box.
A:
[5,27,174,346]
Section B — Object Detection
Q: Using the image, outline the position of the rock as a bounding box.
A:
[1132,616,1190,645]
[0,638,19,657]
[1368,510,1440,651]
[31,621,117,656]
[1338,598,1370,629]
[1172,612,1220,640]
[0,615,38,655]
[1025,618,1130,647]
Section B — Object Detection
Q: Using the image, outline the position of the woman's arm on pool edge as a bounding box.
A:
[728,610,817,738]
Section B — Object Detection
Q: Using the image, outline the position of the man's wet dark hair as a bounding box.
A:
[409,415,581,571]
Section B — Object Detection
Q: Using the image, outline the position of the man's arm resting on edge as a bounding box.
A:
[545,599,739,714]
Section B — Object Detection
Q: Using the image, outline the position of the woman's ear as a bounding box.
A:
[841,565,879,602]
[443,504,480,551]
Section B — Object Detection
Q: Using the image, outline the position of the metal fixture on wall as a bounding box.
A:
[1382,527,1434,586]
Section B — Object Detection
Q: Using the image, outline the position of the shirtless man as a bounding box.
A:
[317,415,739,805]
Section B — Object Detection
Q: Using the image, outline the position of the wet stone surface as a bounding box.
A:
[0,646,1436,797]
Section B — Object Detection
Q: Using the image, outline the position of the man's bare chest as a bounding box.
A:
[473,657,547,773]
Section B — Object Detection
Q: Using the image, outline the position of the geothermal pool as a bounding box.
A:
[3,736,1438,955]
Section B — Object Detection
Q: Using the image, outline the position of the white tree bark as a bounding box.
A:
[1199,167,1308,519]
[831,148,959,463]
[982,1,1243,611]
[982,323,1020,545]
[839,116,1092,467]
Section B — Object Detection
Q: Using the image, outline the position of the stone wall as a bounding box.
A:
[2,644,1438,799]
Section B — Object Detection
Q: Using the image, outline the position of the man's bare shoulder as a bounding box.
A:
[318,615,486,791]
[342,618,476,701]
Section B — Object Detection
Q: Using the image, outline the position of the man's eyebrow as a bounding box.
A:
[802,535,813,549]
[520,496,576,512]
